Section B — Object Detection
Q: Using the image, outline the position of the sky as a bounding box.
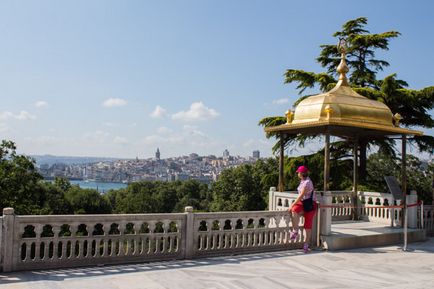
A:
[0,0,433,159]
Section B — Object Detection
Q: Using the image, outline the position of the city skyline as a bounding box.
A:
[1,1,433,159]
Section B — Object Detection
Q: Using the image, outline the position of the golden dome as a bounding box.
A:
[292,82,393,127]
[265,39,422,138]
[292,42,393,128]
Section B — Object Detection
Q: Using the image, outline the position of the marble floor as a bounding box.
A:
[1,238,433,289]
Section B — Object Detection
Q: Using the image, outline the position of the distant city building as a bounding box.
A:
[37,151,257,185]
[223,149,230,159]
[189,153,199,159]
[253,150,260,159]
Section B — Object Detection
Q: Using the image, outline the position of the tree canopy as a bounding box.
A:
[260,17,434,180]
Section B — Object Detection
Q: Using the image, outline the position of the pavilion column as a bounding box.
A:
[352,140,359,220]
[278,133,285,192]
[401,134,407,227]
[321,132,332,236]
[323,133,330,193]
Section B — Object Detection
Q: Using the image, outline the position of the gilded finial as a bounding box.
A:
[393,113,402,127]
[285,110,293,124]
[336,38,349,86]
[324,105,333,119]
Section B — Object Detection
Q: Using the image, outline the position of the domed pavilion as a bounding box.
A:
[264,39,423,218]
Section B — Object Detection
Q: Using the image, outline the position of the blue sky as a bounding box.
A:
[0,0,433,159]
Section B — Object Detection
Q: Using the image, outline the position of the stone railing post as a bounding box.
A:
[407,190,418,229]
[184,206,194,259]
[320,191,332,235]
[2,208,15,272]
[269,187,276,211]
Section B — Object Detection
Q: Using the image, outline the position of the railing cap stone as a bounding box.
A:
[3,207,14,215]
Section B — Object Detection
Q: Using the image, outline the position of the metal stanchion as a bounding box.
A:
[420,201,424,229]
[316,202,321,248]
[403,205,408,251]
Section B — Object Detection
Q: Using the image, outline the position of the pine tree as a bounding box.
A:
[260,17,434,180]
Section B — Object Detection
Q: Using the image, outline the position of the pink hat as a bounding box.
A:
[296,165,308,173]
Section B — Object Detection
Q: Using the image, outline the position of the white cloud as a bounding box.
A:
[272,98,289,105]
[102,98,127,107]
[150,105,167,118]
[142,134,183,145]
[35,101,48,108]
[172,102,219,122]
[182,125,207,138]
[23,136,66,146]
[113,136,128,145]
[0,123,9,132]
[102,122,120,127]
[141,125,210,147]
[157,126,173,135]
[0,111,36,120]
[243,138,271,148]
[82,130,110,144]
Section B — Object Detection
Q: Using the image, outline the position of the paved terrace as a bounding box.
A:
[1,237,433,289]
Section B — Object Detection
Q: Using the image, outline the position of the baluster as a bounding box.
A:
[205,233,210,250]
[103,238,108,257]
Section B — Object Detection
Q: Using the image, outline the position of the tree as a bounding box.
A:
[0,140,44,214]
[65,186,112,214]
[36,181,72,214]
[260,17,434,181]
[210,164,266,211]
[173,180,211,212]
[366,153,433,203]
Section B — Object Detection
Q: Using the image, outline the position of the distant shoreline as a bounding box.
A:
[44,179,128,192]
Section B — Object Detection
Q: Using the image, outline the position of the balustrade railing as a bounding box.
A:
[2,210,185,272]
[268,188,417,227]
[0,216,3,268]
[192,210,303,258]
[0,207,317,272]
[358,191,401,226]
[330,191,353,220]
[422,205,434,235]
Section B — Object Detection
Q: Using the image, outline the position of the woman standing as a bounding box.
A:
[288,165,316,253]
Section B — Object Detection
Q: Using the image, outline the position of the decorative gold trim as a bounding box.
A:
[264,119,423,136]
[285,110,293,124]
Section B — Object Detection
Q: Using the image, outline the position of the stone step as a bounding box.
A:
[321,222,426,250]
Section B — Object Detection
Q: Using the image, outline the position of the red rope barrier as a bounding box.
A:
[318,203,420,209]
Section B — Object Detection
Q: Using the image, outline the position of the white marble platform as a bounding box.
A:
[1,237,433,289]
[322,221,426,250]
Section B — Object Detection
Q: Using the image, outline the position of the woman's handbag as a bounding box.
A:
[302,191,314,212]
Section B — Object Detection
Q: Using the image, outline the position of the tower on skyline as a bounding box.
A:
[223,149,230,159]
[155,148,160,160]
[253,150,260,159]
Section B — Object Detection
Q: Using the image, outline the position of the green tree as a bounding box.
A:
[210,164,266,211]
[366,153,433,203]
[36,181,72,214]
[260,17,434,181]
[0,140,44,214]
[173,180,211,212]
[65,186,112,214]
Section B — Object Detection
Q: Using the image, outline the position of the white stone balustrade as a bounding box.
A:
[358,191,400,225]
[191,210,302,258]
[269,188,422,235]
[0,206,317,273]
[422,205,434,233]
[330,191,353,220]
[1,208,185,272]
